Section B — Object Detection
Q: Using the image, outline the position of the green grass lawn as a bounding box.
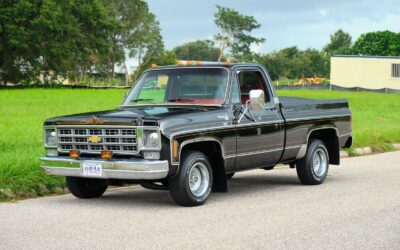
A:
[0,89,126,200]
[0,88,399,200]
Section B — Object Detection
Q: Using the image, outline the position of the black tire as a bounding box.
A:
[168,151,213,206]
[296,139,329,185]
[226,173,235,180]
[66,177,108,199]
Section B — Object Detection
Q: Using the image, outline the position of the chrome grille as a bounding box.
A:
[57,127,138,155]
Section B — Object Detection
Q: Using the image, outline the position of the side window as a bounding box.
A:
[237,71,269,104]
[230,75,241,104]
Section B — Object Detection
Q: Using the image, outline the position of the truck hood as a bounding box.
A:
[44,105,215,126]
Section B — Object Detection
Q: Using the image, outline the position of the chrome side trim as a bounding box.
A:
[285,114,350,123]
[172,137,225,167]
[167,113,348,138]
[225,147,284,159]
[168,120,285,135]
[285,144,305,150]
[296,127,339,160]
[40,157,169,180]
[168,121,283,146]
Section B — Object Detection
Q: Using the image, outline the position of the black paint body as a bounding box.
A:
[44,64,352,177]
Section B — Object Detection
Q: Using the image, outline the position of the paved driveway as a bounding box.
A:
[1,152,399,249]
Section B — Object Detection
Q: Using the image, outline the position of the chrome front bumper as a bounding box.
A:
[40,157,169,180]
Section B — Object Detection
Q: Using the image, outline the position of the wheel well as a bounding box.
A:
[180,141,227,192]
[309,129,340,165]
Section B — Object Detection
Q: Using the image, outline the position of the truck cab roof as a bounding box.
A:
[150,62,264,70]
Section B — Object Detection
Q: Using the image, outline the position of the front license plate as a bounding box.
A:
[82,162,103,177]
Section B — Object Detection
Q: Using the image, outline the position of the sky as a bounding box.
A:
[146,0,400,53]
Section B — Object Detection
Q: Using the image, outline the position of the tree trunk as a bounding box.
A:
[111,47,116,80]
[218,40,226,62]
[123,60,129,86]
[135,49,143,81]
[110,35,117,80]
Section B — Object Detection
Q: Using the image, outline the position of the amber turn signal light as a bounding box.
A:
[70,150,79,158]
[101,151,112,159]
[172,140,179,160]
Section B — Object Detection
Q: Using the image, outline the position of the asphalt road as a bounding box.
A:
[1,152,400,249]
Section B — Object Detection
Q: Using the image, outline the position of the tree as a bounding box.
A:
[352,30,400,56]
[214,5,265,62]
[258,52,285,81]
[259,47,329,80]
[67,0,116,82]
[0,0,115,84]
[133,50,176,80]
[173,40,219,61]
[128,13,164,82]
[103,0,150,79]
[300,48,330,78]
[323,29,352,55]
[173,40,220,61]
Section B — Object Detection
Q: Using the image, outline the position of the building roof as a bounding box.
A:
[332,55,400,60]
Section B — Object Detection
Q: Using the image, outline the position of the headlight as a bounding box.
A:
[45,129,57,147]
[141,129,161,150]
[145,132,159,147]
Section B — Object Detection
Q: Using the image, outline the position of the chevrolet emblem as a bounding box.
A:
[88,135,102,143]
[80,116,109,125]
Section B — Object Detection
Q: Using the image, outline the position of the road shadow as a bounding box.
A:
[52,171,316,208]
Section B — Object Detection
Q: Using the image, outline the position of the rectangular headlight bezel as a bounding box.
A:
[44,126,57,148]
[137,127,162,151]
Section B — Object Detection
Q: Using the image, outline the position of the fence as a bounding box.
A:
[1,83,399,93]
[275,84,400,93]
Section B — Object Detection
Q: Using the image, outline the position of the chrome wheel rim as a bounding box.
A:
[188,162,209,197]
[312,148,327,177]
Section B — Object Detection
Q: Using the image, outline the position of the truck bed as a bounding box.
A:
[279,96,349,110]
[278,96,351,123]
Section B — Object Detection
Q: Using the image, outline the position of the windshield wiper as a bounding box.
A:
[130,98,155,103]
[168,98,195,103]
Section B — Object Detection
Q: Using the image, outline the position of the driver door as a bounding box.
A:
[232,67,285,170]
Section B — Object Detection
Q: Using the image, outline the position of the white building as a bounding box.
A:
[331,55,400,90]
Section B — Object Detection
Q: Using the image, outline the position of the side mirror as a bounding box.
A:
[249,89,265,111]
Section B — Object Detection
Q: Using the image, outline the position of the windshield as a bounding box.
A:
[123,68,229,106]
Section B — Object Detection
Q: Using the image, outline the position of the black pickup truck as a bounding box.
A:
[40,63,352,206]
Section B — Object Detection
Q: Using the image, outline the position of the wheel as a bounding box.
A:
[296,139,329,185]
[168,151,213,206]
[66,177,108,199]
[226,173,235,180]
